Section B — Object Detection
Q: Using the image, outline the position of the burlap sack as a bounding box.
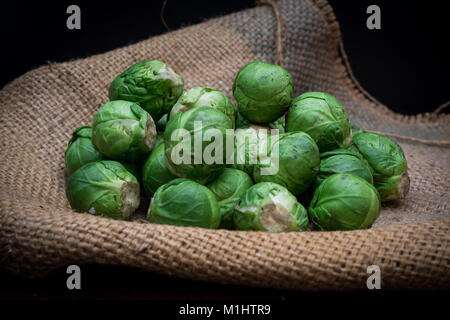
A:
[0,0,449,290]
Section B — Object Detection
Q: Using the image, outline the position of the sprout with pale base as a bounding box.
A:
[352,131,410,202]
[66,160,140,220]
[92,100,156,162]
[109,60,184,121]
[234,182,309,232]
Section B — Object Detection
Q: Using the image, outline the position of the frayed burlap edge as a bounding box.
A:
[0,0,449,290]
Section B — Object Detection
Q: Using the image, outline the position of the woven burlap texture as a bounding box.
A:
[0,0,449,290]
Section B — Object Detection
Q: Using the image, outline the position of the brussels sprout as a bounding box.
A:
[164,106,233,184]
[153,132,165,150]
[170,86,236,128]
[267,116,285,134]
[309,174,381,231]
[286,92,352,151]
[316,151,373,186]
[142,143,177,196]
[233,60,293,123]
[148,178,220,228]
[235,112,250,129]
[156,113,169,132]
[352,132,410,202]
[92,100,156,162]
[230,126,272,175]
[65,126,105,176]
[253,131,320,196]
[207,168,253,229]
[66,160,140,219]
[322,146,362,159]
[234,182,308,232]
[343,144,374,174]
[109,60,183,121]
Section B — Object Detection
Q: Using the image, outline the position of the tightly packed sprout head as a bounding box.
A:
[230,125,273,175]
[233,60,293,123]
[352,132,410,202]
[92,100,156,162]
[234,182,309,232]
[66,161,140,220]
[286,92,352,151]
[170,86,236,128]
[108,60,184,121]
[142,143,176,196]
[65,126,104,176]
[316,148,374,186]
[207,168,253,229]
[309,174,380,231]
[164,106,233,184]
[253,131,320,196]
[148,178,220,229]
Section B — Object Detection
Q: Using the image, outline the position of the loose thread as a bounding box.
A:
[160,0,170,32]
[339,33,449,147]
[339,39,384,107]
[364,130,450,147]
[431,101,449,115]
[258,0,283,67]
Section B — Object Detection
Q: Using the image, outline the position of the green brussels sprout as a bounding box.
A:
[153,132,165,150]
[156,113,169,132]
[109,60,184,121]
[164,106,233,184]
[233,60,293,123]
[66,160,140,219]
[234,182,308,232]
[286,92,352,151]
[343,144,375,175]
[253,131,320,196]
[352,132,410,202]
[235,111,250,129]
[322,146,362,159]
[65,126,105,176]
[316,151,374,186]
[267,116,285,134]
[142,143,177,196]
[170,86,236,128]
[207,168,253,229]
[92,100,156,162]
[230,126,272,175]
[148,178,220,229]
[309,173,381,231]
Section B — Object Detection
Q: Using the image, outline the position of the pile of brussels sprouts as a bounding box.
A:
[65,59,410,232]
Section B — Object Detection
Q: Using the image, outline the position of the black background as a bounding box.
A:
[0,0,449,304]
[1,0,449,114]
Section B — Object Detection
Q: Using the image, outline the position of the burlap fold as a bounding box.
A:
[0,0,449,289]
